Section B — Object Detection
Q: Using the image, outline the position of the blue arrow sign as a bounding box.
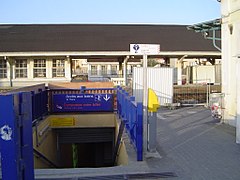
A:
[52,94,113,112]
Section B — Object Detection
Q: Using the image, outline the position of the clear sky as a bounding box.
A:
[0,0,220,25]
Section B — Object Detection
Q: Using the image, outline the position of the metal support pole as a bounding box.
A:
[123,56,129,86]
[143,54,148,153]
[148,111,157,152]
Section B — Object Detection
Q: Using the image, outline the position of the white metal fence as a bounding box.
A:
[132,67,173,106]
[132,67,221,107]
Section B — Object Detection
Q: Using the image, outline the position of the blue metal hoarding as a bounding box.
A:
[0,92,34,180]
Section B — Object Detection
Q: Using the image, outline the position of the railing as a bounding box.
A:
[1,84,48,123]
[117,86,143,161]
[32,89,48,122]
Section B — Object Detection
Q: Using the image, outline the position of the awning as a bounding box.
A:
[187,19,221,51]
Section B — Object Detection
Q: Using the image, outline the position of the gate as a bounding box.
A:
[173,84,221,106]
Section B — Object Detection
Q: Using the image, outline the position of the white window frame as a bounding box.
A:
[111,65,118,75]
[33,59,46,78]
[101,65,108,76]
[91,65,97,75]
[52,59,65,78]
[0,59,7,79]
[15,59,28,78]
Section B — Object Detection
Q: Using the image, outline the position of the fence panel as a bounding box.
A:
[133,67,173,106]
[173,84,221,106]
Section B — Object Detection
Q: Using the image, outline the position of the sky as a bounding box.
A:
[0,0,220,25]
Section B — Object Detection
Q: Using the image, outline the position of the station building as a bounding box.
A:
[0,24,220,87]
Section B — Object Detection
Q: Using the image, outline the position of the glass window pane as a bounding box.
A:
[15,59,28,78]
[91,65,97,75]
[0,59,7,78]
[52,59,65,77]
[33,59,46,78]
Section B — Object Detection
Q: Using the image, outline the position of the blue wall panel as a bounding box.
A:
[0,93,34,180]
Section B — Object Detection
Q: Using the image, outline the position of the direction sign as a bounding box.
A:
[52,93,113,112]
[130,44,160,55]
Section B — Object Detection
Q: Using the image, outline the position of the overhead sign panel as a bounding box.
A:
[130,44,160,55]
[52,94,113,112]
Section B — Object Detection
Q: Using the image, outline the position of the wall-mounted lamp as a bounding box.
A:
[228,24,233,35]
[203,31,209,39]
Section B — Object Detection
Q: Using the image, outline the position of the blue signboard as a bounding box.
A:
[52,94,113,112]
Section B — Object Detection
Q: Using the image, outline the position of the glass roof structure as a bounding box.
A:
[187,19,221,51]
[187,19,221,32]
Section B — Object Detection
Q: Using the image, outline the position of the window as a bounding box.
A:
[15,59,27,78]
[52,59,65,77]
[0,59,7,78]
[101,65,107,75]
[111,65,117,75]
[33,59,46,78]
[91,65,97,75]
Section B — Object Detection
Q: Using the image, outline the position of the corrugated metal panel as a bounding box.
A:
[215,64,221,84]
[133,67,173,105]
[55,128,115,144]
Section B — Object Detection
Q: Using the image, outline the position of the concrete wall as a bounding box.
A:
[34,113,128,168]
[221,0,240,128]
[114,119,128,166]
[33,118,58,168]
[48,114,116,128]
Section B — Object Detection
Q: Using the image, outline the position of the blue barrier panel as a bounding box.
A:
[0,92,34,180]
[116,87,143,161]
[0,94,21,180]
[20,92,34,179]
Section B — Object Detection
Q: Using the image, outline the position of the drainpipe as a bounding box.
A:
[123,56,129,86]
[205,30,221,51]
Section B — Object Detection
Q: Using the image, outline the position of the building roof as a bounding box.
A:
[0,24,220,53]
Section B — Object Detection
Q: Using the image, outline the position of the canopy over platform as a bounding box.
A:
[187,19,221,32]
[187,19,221,51]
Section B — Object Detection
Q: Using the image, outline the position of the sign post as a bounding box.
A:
[130,44,160,154]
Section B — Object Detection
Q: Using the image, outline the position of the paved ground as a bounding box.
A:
[146,106,240,180]
[2,106,240,179]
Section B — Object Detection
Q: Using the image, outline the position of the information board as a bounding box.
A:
[52,94,113,112]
